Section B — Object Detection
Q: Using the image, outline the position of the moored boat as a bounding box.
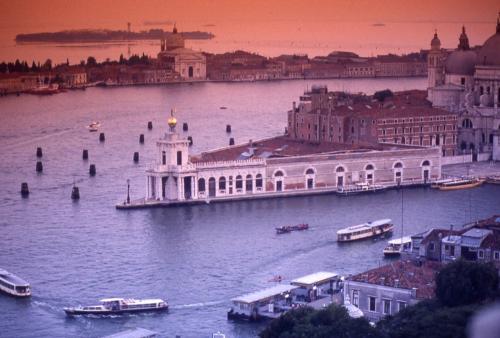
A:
[276,223,309,234]
[337,219,393,242]
[435,178,484,191]
[0,268,31,297]
[64,298,168,316]
[383,236,412,256]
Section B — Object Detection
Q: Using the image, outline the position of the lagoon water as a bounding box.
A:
[1,78,499,338]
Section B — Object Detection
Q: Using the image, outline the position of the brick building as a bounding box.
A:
[287,86,458,156]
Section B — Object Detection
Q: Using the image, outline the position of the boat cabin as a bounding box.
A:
[337,219,393,242]
[0,269,31,297]
[229,284,299,320]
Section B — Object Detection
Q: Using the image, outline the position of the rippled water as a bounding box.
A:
[1,78,499,338]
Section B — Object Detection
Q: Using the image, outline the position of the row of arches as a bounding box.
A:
[272,160,432,190]
[198,174,263,197]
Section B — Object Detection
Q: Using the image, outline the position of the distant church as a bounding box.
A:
[157,25,207,80]
[427,13,500,160]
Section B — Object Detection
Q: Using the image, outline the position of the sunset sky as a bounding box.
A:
[1,0,497,30]
[0,0,498,61]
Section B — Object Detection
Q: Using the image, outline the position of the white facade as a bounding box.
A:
[144,123,442,205]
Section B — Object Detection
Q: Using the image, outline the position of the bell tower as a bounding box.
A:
[428,30,445,89]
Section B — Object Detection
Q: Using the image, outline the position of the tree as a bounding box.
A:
[435,260,498,307]
[378,300,480,338]
[260,304,381,338]
[87,56,97,66]
[31,61,38,71]
[119,53,125,64]
[374,89,393,102]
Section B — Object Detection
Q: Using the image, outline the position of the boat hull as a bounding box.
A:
[64,306,168,316]
[438,180,483,191]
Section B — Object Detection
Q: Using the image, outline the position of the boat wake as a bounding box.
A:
[170,300,224,309]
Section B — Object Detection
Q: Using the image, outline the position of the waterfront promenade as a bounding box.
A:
[443,161,500,178]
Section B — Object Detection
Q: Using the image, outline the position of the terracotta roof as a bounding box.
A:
[191,135,411,163]
[350,260,442,300]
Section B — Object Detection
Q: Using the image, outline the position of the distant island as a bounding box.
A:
[15,29,215,43]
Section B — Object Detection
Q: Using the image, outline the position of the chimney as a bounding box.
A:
[293,101,296,111]
[379,277,386,285]
[394,279,400,288]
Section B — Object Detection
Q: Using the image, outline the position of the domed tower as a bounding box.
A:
[147,108,191,201]
[428,30,445,88]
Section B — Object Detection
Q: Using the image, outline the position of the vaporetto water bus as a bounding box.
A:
[0,268,31,297]
[337,219,393,242]
[64,298,168,316]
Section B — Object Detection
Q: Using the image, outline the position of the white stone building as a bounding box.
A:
[135,112,442,207]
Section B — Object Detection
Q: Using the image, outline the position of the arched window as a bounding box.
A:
[198,178,205,192]
[256,174,263,189]
[246,174,253,192]
[219,177,226,190]
[305,168,315,175]
[236,175,243,190]
[336,166,345,173]
[422,160,430,166]
[365,164,374,171]
[394,162,403,168]
[274,171,284,177]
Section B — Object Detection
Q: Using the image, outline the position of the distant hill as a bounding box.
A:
[15,29,215,43]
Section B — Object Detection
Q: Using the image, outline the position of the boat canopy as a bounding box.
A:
[0,269,30,286]
[231,284,299,304]
[387,236,412,245]
[291,272,338,287]
[337,219,392,235]
[100,298,125,302]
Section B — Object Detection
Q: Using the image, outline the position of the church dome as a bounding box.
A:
[477,33,500,66]
[430,31,441,49]
[445,50,477,75]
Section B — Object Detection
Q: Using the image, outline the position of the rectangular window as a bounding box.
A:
[494,251,500,260]
[397,301,407,312]
[478,250,484,259]
[369,296,376,312]
[383,299,391,315]
[176,151,182,165]
[429,242,435,252]
[352,290,359,307]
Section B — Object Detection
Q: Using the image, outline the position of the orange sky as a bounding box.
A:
[0,0,497,32]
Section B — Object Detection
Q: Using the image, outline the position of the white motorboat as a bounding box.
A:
[87,121,101,132]
[383,236,412,256]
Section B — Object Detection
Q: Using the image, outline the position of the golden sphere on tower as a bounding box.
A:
[168,116,177,128]
[168,109,177,129]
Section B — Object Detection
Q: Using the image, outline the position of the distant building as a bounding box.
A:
[344,260,442,322]
[427,15,500,160]
[157,25,206,80]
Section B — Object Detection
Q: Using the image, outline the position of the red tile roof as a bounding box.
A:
[191,135,412,163]
[350,260,442,300]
